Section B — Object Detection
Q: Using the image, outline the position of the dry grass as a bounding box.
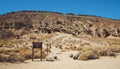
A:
[111,45,120,53]
[77,45,120,61]
[0,54,9,62]
[96,46,115,56]
[79,50,99,60]
[0,52,25,63]
[20,49,32,59]
[8,52,25,63]
[20,48,47,59]
[0,46,47,63]
[0,40,15,48]
[78,46,99,60]
[34,50,46,59]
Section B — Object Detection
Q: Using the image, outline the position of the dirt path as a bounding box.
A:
[0,53,120,69]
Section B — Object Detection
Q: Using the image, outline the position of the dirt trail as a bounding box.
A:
[0,53,120,69]
[49,33,105,48]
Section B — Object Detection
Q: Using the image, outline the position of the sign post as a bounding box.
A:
[32,42,43,61]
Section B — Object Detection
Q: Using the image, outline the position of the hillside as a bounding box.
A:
[0,11,120,66]
[0,11,120,40]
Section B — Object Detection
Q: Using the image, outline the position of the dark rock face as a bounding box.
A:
[0,11,120,39]
[0,30,15,39]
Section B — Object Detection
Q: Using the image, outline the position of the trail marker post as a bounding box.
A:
[32,42,43,61]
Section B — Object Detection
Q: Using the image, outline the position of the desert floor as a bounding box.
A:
[0,52,120,69]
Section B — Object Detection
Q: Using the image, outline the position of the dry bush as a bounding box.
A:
[20,48,47,60]
[79,50,99,60]
[34,48,47,59]
[34,50,47,59]
[81,46,115,56]
[78,46,117,61]
[7,52,25,63]
[19,46,30,53]
[0,54,9,62]
[0,40,15,48]
[0,48,24,63]
[0,48,20,55]
[20,49,32,59]
[19,46,32,59]
[13,49,20,53]
[111,45,120,53]
[0,46,48,62]
[0,48,11,55]
[96,46,115,56]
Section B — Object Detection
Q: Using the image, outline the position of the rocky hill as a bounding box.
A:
[0,11,120,63]
[0,11,120,40]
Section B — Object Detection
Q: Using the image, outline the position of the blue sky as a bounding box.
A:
[0,0,120,19]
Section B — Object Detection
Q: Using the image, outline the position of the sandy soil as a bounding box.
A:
[0,52,120,69]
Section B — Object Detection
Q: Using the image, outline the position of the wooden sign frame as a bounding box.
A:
[32,42,43,61]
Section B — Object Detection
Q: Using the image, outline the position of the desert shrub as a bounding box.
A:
[19,46,32,59]
[0,46,48,62]
[20,49,32,59]
[0,48,11,55]
[0,48,24,62]
[0,48,20,55]
[0,54,9,62]
[111,45,120,53]
[19,46,30,53]
[81,46,115,57]
[20,48,47,60]
[78,46,117,61]
[96,46,115,56]
[8,52,25,63]
[34,51,46,59]
[79,50,99,60]
[34,48,47,59]
[13,49,20,53]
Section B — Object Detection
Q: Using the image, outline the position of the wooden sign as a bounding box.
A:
[32,42,42,48]
[32,42,43,61]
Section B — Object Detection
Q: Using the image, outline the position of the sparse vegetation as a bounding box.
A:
[77,46,120,60]
[79,50,99,60]
[8,52,25,63]
[20,49,32,59]
[0,54,9,62]
[0,46,47,63]
[111,45,120,53]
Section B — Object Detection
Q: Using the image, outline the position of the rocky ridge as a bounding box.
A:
[0,11,120,40]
